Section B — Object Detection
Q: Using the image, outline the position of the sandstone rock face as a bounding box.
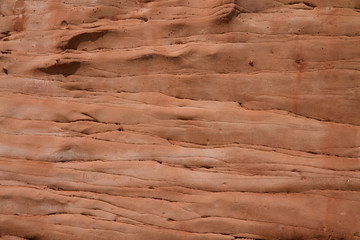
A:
[0,0,360,239]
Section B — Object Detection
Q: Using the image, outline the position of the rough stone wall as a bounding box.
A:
[0,0,359,239]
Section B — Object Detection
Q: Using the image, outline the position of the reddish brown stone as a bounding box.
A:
[0,0,359,239]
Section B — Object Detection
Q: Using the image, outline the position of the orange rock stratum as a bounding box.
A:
[0,0,360,239]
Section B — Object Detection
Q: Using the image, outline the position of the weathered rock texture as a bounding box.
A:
[0,0,360,239]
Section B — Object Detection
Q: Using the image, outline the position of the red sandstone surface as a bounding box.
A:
[0,0,360,239]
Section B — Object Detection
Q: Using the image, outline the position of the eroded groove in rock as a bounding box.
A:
[0,0,359,239]
[59,30,110,51]
[38,62,81,77]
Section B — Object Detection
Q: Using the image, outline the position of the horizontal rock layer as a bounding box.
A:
[0,0,359,239]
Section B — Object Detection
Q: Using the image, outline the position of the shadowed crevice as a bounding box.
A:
[38,62,81,77]
[60,30,109,50]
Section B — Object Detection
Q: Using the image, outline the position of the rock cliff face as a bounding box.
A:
[0,0,360,239]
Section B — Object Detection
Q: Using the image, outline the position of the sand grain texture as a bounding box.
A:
[0,0,360,239]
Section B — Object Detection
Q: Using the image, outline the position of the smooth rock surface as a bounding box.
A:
[0,0,359,239]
